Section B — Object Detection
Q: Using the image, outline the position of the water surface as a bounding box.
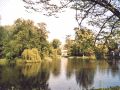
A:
[0,58,120,90]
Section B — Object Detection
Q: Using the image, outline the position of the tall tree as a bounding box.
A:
[2,18,51,60]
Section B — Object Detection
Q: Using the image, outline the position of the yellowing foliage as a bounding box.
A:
[22,63,41,77]
[22,48,41,61]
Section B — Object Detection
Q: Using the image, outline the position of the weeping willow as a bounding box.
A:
[22,48,41,61]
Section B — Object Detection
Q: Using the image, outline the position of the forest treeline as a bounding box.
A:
[64,27,120,60]
[0,18,120,61]
[0,18,61,61]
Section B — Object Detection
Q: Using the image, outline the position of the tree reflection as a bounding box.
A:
[76,62,96,89]
[66,58,96,89]
[0,65,20,90]
[50,60,61,77]
[98,60,109,74]
[0,62,51,90]
[97,60,120,78]
[19,62,51,90]
[66,58,82,79]
[107,60,120,77]
[21,63,41,77]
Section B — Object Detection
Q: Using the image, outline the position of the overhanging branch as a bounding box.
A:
[104,19,120,45]
[94,14,114,45]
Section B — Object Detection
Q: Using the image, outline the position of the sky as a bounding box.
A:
[0,0,78,44]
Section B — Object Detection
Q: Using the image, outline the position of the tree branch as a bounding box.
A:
[89,0,120,19]
[104,19,120,45]
[94,14,114,45]
[79,3,96,26]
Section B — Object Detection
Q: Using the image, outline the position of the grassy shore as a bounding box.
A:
[0,56,61,65]
[68,55,96,60]
[93,86,120,90]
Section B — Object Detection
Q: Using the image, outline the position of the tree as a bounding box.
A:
[95,44,108,59]
[51,39,61,49]
[37,22,49,41]
[67,27,95,56]
[2,18,51,60]
[0,26,7,58]
[64,35,73,49]
[35,23,51,59]
[22,48,41,61]
[23,0,120,45]
[50,39,61,58]
[0,25,14,59]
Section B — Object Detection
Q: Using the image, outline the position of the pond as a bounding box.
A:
[0,58,120,90]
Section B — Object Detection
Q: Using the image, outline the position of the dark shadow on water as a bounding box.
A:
[66,58,97,89]
[0,62,51,90]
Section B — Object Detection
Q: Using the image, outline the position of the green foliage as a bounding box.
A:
[4,40,23,60]
[106,30,120,50]
[95,44,108,59]
[0,26,8,58]
[67,27,95,57]
[0,27,6,42]
[0,18,53,60]
[22,48,41,61]
[49,39,62,59]
[74,28,94,53]
[51,39,61,49]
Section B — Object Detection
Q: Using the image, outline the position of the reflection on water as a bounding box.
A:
[66,58,96,90]
[50,60,61,77]
[0,58,120,90]
[0,62,51,90]
[22,63,41,77]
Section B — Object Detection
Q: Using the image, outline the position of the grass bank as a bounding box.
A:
[93,86,120,90]
[1,56,61,65]
[68,55,96,60]
[15,56,60,64]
